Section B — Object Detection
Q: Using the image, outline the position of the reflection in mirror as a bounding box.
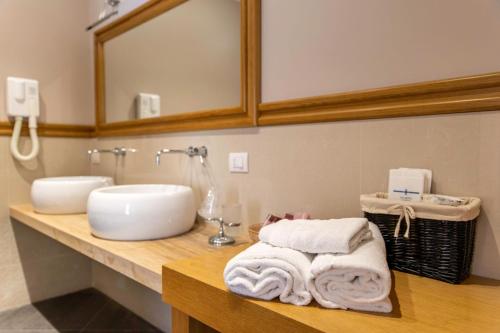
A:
[104,0,241,123]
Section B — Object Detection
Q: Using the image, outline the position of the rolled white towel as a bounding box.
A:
[307,222,392,313]
[259,218,372,254]
[223,242,313,306]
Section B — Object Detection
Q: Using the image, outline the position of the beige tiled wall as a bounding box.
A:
[0,137,93,311]
[91,111,500,280]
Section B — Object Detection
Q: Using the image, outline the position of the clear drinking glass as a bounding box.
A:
[198,185,222,221]
[222,203,242,228]
[222,203,243,236]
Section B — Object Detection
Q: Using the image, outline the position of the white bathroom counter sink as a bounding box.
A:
[31,176,113,214]
[87,184,196,241]
[9,203,248,293]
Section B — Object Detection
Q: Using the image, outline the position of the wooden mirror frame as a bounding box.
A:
[257,72,500,126]
[94,0,260,137]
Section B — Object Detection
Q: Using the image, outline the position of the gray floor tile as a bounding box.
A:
[82,298,161,332]
[32,289,109,330]
[0,289,160,333]
[0,305,55,331]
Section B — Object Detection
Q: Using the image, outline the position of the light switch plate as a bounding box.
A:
[136,93,160,119]
[229,152,248,173]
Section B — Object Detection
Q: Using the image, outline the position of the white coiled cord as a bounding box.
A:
[10,116,39,161]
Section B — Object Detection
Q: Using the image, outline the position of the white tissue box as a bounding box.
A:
[397,168,432,193]
[388,169,428,202]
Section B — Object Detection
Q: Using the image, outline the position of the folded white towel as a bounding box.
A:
[223,242,313,306]
[259,218,372,254]
[307,222,392,313]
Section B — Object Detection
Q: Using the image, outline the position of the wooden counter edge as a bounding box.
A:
[162,264,322,333]
[161,247,500,333]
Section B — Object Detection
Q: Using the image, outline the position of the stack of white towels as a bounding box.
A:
[223,218,392,313]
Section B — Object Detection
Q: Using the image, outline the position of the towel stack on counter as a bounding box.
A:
[223,218,392,313]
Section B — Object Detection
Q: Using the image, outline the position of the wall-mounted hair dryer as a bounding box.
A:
[6,77,40,161]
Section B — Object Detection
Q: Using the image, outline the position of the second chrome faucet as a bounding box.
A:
[87,147,136,160]
[155,146,208,166]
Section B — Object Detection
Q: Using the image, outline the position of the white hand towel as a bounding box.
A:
[307,223,392,313]
[223,242,313,306]
[259,218,372,254]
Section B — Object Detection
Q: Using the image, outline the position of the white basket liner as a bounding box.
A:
[360,192,481,222]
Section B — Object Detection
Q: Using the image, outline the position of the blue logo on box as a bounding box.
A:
[393,189,419,195]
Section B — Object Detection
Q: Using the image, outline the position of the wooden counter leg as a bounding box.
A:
[171,307,219,333]
[172,307,190,333]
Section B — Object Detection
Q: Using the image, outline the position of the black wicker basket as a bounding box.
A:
[364,212,477,284]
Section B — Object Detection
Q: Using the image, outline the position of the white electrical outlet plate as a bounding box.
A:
[229,152,248,173]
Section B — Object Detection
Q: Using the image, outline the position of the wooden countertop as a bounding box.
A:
[163,245,500,333]
[10,204,247,293]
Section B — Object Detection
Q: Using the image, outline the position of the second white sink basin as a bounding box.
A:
[87,184,196,241]
[31,176,114,214]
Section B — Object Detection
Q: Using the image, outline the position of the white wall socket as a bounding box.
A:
[229,152,248,173]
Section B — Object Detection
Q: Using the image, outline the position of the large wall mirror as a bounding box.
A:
[95,0,499,137]
[94,0,260,136]
[256,1,500,126]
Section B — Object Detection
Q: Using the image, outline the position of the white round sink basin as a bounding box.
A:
[87,184,196,241]
[31,176,114,214]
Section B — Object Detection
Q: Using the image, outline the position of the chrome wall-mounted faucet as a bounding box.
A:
[87,147,136,160]
[155,146,208,166]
